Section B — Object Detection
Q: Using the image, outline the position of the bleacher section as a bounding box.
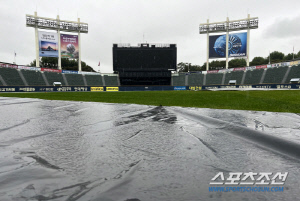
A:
[0,67,24,86]
[205,73,223,85]
[103,75,119,86]
[263,67,288,84]
[21,70,46,86]
[244,69,264,85]
[188,73,204,86]
[44,71,66,86]
[224,71,244,85]
[2,62,300,88]
[85,75,103,86]
[285,65,300,83]
[172,74,186,86]
[64,74,85,86]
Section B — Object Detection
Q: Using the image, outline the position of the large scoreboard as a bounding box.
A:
[113,43,177,72]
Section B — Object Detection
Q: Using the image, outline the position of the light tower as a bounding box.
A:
[199,15,258,71]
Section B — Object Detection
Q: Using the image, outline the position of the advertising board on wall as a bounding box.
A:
[209,32,247,58]
[91,87,104,91]
[61,34,79,59]
[38,31,58,57]
[106,87,119,91]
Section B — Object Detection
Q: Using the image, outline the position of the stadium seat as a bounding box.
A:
[0,67,25,86]
[44,71,66,86]
[243,69,264,85]
[172,74,186,86]
[103,75,119,86]
[85,75,103,86]
[21,70,47,86]
[224,71,244,85]
[64,74,85,86]
[188,73,204,86]
[263,67,288,84]
[285,65,300,84]
[205,73,223,85]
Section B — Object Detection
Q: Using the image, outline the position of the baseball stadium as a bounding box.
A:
[0,2,300,201]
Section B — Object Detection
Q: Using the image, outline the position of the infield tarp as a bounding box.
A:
[0,98,300,200]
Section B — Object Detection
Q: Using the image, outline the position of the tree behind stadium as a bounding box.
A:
[29,58,95,72]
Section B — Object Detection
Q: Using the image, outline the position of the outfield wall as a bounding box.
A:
[0,84,299,92]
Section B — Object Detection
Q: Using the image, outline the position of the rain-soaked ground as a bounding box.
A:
[0,97,300,201]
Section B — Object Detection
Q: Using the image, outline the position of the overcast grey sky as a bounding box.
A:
[1,0,300,73]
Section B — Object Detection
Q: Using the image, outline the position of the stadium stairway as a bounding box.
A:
[0,74,7,86]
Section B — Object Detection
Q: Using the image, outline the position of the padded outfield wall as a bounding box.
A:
[0,84,299,93]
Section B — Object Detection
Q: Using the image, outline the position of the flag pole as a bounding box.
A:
[14,51,16,64]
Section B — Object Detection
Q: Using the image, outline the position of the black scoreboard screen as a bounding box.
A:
[113,44,177,71]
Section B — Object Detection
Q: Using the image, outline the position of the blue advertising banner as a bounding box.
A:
[174,86,186,90]
[62,70,78,74]
[209,32,247,58]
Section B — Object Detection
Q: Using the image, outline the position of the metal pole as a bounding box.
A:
[35,11,39,67]
[78,18,82,71]
[226,17,229,69]
[247,14,250,66]
[57,15,61,70]
[206,19,209,71]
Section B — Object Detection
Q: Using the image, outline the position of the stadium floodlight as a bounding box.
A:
[26,14,88,33]
[199,14,258,71]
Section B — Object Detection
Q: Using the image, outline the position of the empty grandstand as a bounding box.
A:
[44,71,66,86]
[285,65,300,84]
[0,68,25,86]
[85,75,103,86]
[1,60,300,89]
[64,74,85,86]
[21,70,46,86]
[205,73,223,85]
[172,73,186,86]
[188,73,204,86]
[263,67,288,84]
[243,69,264,85]
[224,71,244,85]
[103,74,119,86]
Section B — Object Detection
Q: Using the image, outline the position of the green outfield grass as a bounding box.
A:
[0,90,300,113]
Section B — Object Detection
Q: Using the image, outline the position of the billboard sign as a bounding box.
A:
[61,34,79,59]
[209,32,247,58]
[174,86,186,90]
[38,31,58,57]
[106,87,119,91]
[41,68,62,73]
